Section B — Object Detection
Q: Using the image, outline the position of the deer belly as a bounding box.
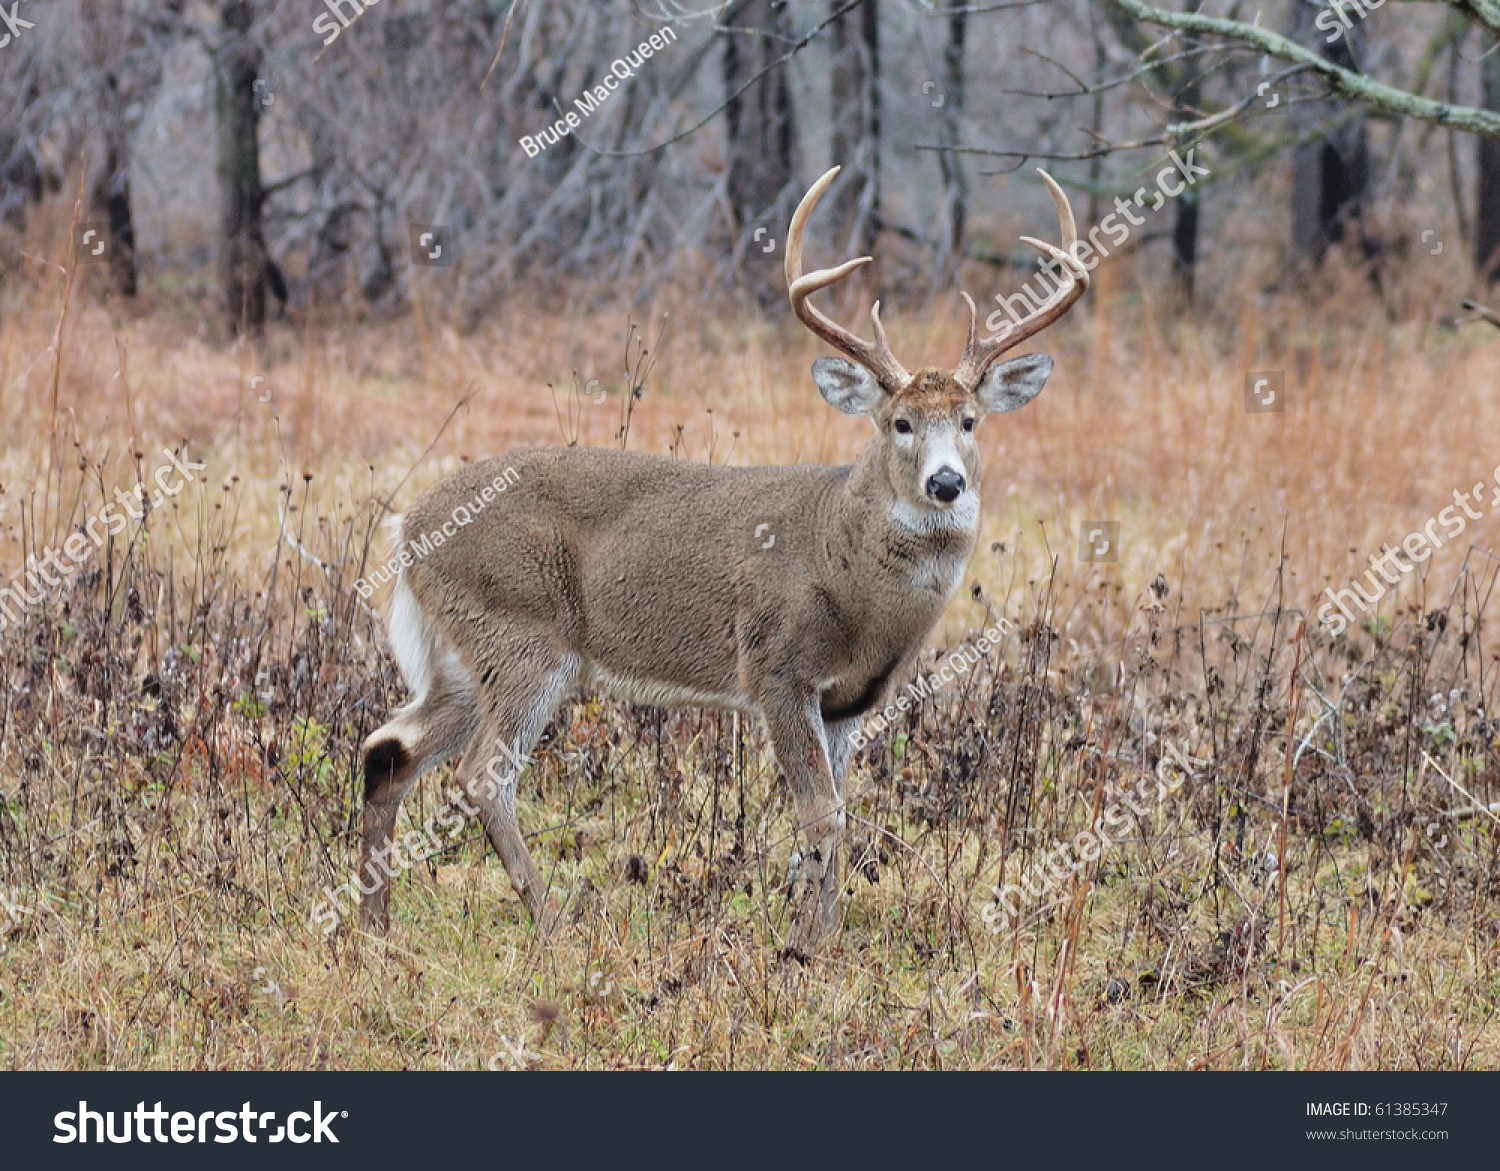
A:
[582,662,756,713]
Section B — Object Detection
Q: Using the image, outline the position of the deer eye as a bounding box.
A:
[962,417,976,433]
[893,419,913,434]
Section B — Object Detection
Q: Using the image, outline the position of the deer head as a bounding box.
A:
[786,166,1089,530]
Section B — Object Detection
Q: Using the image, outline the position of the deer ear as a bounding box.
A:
[976,353,1053,414]
[812,357,884,416]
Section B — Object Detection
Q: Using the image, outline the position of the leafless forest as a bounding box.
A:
[2,0,1500,1070]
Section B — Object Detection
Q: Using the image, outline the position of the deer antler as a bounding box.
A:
[952,169,1090,393]
[786,166,911,391]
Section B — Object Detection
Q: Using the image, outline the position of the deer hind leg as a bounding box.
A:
[359,577,481,931]
[761,692,846,954]
[453,636,581,937]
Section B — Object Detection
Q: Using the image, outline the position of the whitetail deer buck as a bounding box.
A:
[358,166,1088,952]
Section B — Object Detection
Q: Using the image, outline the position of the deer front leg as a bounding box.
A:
[824,716,861,793]
[760,691,845,954]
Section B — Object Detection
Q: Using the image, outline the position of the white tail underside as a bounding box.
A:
[382,514,466,707]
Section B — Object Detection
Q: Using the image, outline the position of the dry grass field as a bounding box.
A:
[2,204,1500,1070]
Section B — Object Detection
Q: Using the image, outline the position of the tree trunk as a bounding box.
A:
[1087,15,1107,230]
[938,7,967,276]
[858,0,880,259]
[1171,67,1200,298]
[1289,1,1369,265]
[826,1,880,258]
[724,0,795,304]
[92,73,138,297]
[1476,37,1500,281]
[0,134,42,231]
[217,0,268,335]
[1173,185,1200,293]
[829,2,861,239]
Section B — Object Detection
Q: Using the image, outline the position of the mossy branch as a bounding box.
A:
[1105,0,1500,137]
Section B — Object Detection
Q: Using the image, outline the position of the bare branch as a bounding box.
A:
[1104,0,1500,137]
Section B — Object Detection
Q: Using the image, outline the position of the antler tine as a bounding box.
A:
[953,169,1091,392]
[959,291,978,356]
[870,300,895,353]
[787,166,911,390]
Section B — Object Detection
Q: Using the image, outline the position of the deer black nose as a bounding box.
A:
[926,468,966,503]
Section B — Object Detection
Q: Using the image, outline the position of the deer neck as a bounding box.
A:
[826,440,978,611]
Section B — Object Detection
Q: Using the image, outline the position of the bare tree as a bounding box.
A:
[82,1,140,298]
[216,0,271,334]
[724,0,797,303]
[89,71,136,296]
[1289,0,1369,266]
[1170,20,1200,297]
[827,0,881,260]
[1478,35,1500,281]
[0,80,43,233]
[938,5,967,276]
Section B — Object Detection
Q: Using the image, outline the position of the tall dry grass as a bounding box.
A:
[1,204,1499,1069]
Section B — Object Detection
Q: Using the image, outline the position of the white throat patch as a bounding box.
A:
[890,493,980,534]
